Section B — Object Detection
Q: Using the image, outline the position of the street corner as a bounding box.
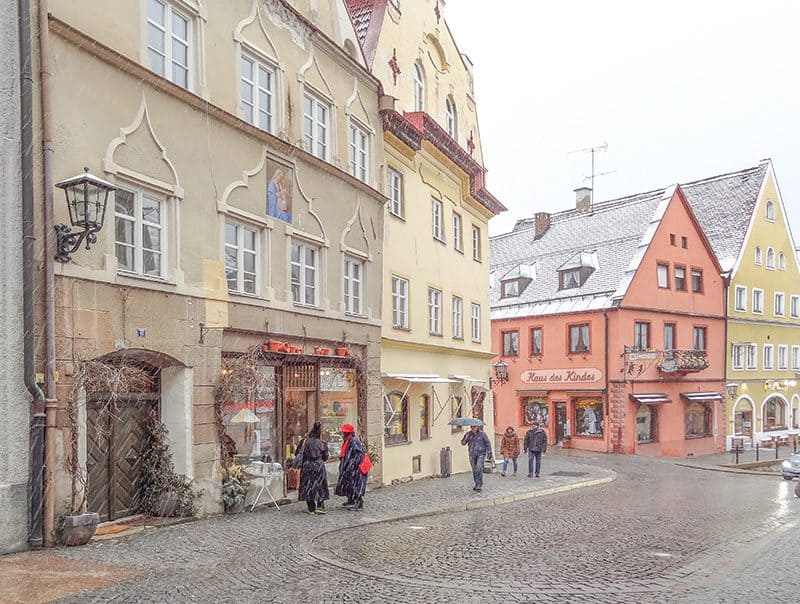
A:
[0,551,138,604]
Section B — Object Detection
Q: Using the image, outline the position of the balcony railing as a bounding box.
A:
[659,349,709,373]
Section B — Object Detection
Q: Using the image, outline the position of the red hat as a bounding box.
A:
[340,423,355,433]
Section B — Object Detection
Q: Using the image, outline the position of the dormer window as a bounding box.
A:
[557,251,598,290]
[499,263,536,298]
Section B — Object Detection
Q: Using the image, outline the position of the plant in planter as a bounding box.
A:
[221,464,249,513]
[137,409,199,517]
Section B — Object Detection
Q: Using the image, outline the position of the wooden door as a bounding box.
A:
[555,403,567,442]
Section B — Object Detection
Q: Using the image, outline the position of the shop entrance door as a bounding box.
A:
[734,410,752,437]
[282,364,318,491]
[555,403,567,442]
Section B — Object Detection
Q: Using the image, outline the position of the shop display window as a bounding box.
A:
[384,390,408,444]
[763,397,787,431]
[521,398,548,426]
[471,387,486,421]
[318,368,358,457]
[574,398,603,437]
[636,405,657,443]
[684,402,711,438]
[219,364,277,465]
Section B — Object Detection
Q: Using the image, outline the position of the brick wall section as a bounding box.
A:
[609,380,627,453]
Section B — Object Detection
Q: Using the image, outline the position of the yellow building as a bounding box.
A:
[345,0,505,482]
[685,160,800,448]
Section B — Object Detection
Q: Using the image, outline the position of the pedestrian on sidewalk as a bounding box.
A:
[523,421,547,478]
[460,425,493,491]
[334,423,369,511]
[297,421,330,515]
[499,426,520,476]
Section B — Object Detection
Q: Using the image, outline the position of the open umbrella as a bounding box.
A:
[448,417,484,427]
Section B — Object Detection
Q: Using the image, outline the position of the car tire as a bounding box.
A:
[783,475,793,480]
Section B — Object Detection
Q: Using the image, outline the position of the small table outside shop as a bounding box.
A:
[245,462,283,511]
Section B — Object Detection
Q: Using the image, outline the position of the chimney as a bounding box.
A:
[533,212,551,240]
[574,187,592,213]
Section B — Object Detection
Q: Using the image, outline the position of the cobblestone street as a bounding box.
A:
[3,453,799,603]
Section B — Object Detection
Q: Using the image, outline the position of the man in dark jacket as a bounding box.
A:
[460,425,493,491]
[523,421,548,478]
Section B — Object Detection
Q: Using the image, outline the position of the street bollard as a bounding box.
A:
[755,442,759,462]
[734,446,740,465]
[776,439,780,460]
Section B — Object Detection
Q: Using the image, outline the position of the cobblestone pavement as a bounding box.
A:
[4,453,798,603]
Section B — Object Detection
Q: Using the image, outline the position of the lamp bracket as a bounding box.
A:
[55,224,99,263]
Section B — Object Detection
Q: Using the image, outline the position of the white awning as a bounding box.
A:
[630,393,670,405]
[449,375,487,383]
[681,392,724,402]
[382,373,459,383]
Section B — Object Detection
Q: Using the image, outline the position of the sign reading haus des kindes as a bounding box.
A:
[520,368,602,385]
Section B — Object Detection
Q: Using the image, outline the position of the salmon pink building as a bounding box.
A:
[490,185,726,456]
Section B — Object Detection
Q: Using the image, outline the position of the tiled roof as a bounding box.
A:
[344,0,387,66]
[681,162,768,272]
[344,0,375,43]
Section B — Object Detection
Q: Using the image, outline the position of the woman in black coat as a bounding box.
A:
[334,423,367,511]
[298,422,330,515]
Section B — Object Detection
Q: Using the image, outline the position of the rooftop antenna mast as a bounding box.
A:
[568,142,608,203]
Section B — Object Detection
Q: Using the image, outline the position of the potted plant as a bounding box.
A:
[561,435,572,449]
[314,346,331,356]
[335,346,348,357]
[221,464,249,513]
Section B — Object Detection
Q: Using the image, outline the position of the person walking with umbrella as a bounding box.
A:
[297,421,330,515]
[458,420,493,492]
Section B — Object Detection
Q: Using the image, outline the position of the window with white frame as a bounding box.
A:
[778,345,788,370]
[428,287,442,335]
[657,263,669,288]
[472,225,481,261]
[413,62,425,112]
[470,303,481,342]
[755,246,762,265]
[343,256,364,315]
[240,52,274,132]
[115,187,165,278]
[348,120,369,183]
[445,96,457,140]
[775,292,785,316]
[452,212,463,252]
[734,285,747,311]
[764,344,774,370]
[792,345,800,370]
[452,295,463,339]
[391,275,408,329]
[303,92,329,160]
[732,344,745,370]
[779,252,786,270]
[766,200,775,221]
[767,247,776,269]
[290,241,319,306]
[753,289,764,314]
[431,198,444,241]
[747,343,757,369]
[388,168,404,218]
[147,0,191,89]
[792,295,800,318]
[224,221,258,295]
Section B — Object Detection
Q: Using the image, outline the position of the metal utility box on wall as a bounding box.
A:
[439,447,452,477]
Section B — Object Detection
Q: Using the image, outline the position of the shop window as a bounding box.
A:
[568,323,590,354]
[502,331,519,357]
[384,390,408,445]
[319,368,358,458]
[636,405,657,443]
[763,397,787,431]
[685,402,711,438]
[451,395,464,432]
[419,394,430,440]
[522,398,549,426]
[531,327,543,356]
[574,398,603,437]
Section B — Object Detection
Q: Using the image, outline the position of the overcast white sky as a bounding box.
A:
[446,0,800,238]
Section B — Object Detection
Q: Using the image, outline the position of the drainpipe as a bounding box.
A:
[38,0,58,546]
[722,272,730,450]
[19,0,46,549]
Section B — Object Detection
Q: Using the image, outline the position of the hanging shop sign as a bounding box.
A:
[520,368,602,385]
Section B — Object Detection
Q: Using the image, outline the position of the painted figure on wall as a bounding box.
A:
[266,164,292,222]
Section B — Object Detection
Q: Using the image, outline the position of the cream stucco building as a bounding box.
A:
[345,0,505,482]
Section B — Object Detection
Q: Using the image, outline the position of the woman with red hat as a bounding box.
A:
[334,423,369,511]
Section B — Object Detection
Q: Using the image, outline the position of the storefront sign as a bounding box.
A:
[520,368,602,385]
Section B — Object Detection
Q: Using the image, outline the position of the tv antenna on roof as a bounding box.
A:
[568,142,608,203]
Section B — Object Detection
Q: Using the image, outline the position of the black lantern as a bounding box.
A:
[489,360,509,388]
[54,167,115,262]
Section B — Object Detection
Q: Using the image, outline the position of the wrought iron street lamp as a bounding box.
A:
[54,168,115,263]
[489,360,509,388]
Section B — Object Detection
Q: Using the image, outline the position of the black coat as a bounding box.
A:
[334,435,367,499]
[298,437,330,502]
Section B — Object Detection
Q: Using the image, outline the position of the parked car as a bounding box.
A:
[781,452,800,480]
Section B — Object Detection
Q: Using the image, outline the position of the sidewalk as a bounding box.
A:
[0,456,615,604]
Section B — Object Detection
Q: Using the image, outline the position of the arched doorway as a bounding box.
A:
[733,397,754,438]
[792,395,800,430]
[762,395,788,432]
[85,349,187,522]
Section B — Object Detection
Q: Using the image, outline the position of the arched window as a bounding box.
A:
[779,252,786,270]
[766,200,775,221]
[755,246,762,265]
[733,398,754,437]
[413,62,425,112]
[445,96,457,140]
[636,405,657,443]
[763,396,787,431]
[766,247,775,269]
[384,390,408,444]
